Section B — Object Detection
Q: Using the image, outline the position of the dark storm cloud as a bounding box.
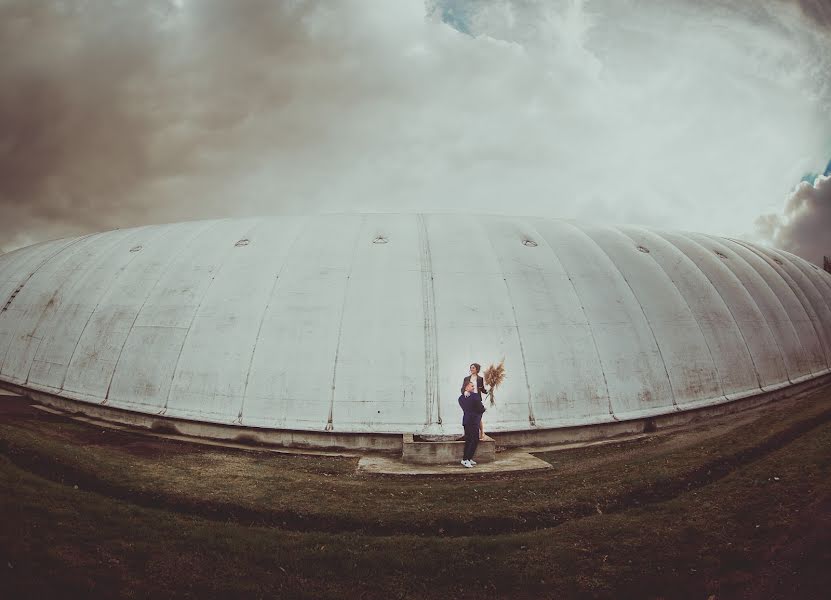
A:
[0,0,348,251]
[757,175,831,266]
[0,1,180,245]
[794,0,831,28]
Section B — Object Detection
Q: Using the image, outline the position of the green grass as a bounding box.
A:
[1,389,830,599]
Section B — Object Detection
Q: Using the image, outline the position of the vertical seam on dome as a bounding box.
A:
[730,240,831,370]
[800,260,831,309]
[701,234,802,381]
[56,226,161,391]
[103,221,219,404]
[775,252,831,360]
[731,239,831,368]
[418,214,441,427]
[767,248,831,340]
[0,233,99,374]
[326,215,366,432]
[237,219,307,425]
[718,238,819,377]
[618,227,727,399]
[0,238,79,314]
[653,232,765,389]
[3,232,117,383]
[689,234,787,387]
[699,234,795,384]
[532,223,615,420]
[570,223,679,411]
[801,263,831,333]
[483,219,535,426]
[160,220,261,416]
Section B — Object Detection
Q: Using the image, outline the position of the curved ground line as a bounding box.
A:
[1,405,829,538]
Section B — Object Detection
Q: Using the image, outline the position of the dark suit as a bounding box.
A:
[461,375,487,396]
[458,392,485,461]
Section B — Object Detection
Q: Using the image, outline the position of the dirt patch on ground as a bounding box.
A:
[716,493,831,600]
[0,398,203,459]
[548,386,829,476]
[64,426,203,458]
[0,395,46,418]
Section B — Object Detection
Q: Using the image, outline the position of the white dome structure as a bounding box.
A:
[0,215,829,449]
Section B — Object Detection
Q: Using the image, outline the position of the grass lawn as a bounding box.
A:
[1,386,830,599]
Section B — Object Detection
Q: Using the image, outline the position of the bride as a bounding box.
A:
[461,363,487,440]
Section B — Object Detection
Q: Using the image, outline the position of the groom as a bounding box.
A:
[458,380,486,468]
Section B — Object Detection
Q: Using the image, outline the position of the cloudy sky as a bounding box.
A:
[1,0,830,263]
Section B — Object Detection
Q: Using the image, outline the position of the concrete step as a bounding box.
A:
[402,433,496,464]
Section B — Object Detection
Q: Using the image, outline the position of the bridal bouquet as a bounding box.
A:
[483,359,506,406]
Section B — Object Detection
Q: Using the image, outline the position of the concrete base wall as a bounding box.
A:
[1,373,829,453]
[0,384,402,452]
[495,373,831,448]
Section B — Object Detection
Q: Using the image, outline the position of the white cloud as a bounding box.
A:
[1,0,829,255]
[757,174,831,266]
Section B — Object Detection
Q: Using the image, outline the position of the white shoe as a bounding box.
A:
[461,460,473,468]
[469,460,477,466]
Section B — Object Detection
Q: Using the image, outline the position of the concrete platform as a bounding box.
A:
[358,450,552,475]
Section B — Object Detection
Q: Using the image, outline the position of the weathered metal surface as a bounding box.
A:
[695,234,811,382]
[718,238,828,376]
[62,222,211,402]
[483,217,610,428]
[0,238,90,368]
[651,231,787,393]
[741,243,831,366]
[0,232,112,384]
[620,228,754,400]
[538,221,673,419]
[1,215,829,436]
[580,224,724,411]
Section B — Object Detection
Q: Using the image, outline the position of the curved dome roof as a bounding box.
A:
[0,215,829,435]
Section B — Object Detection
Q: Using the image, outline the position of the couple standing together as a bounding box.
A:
[458,363,488,468]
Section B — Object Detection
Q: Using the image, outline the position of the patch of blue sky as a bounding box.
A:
[431,0,474,36]
[799,157,831,183]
